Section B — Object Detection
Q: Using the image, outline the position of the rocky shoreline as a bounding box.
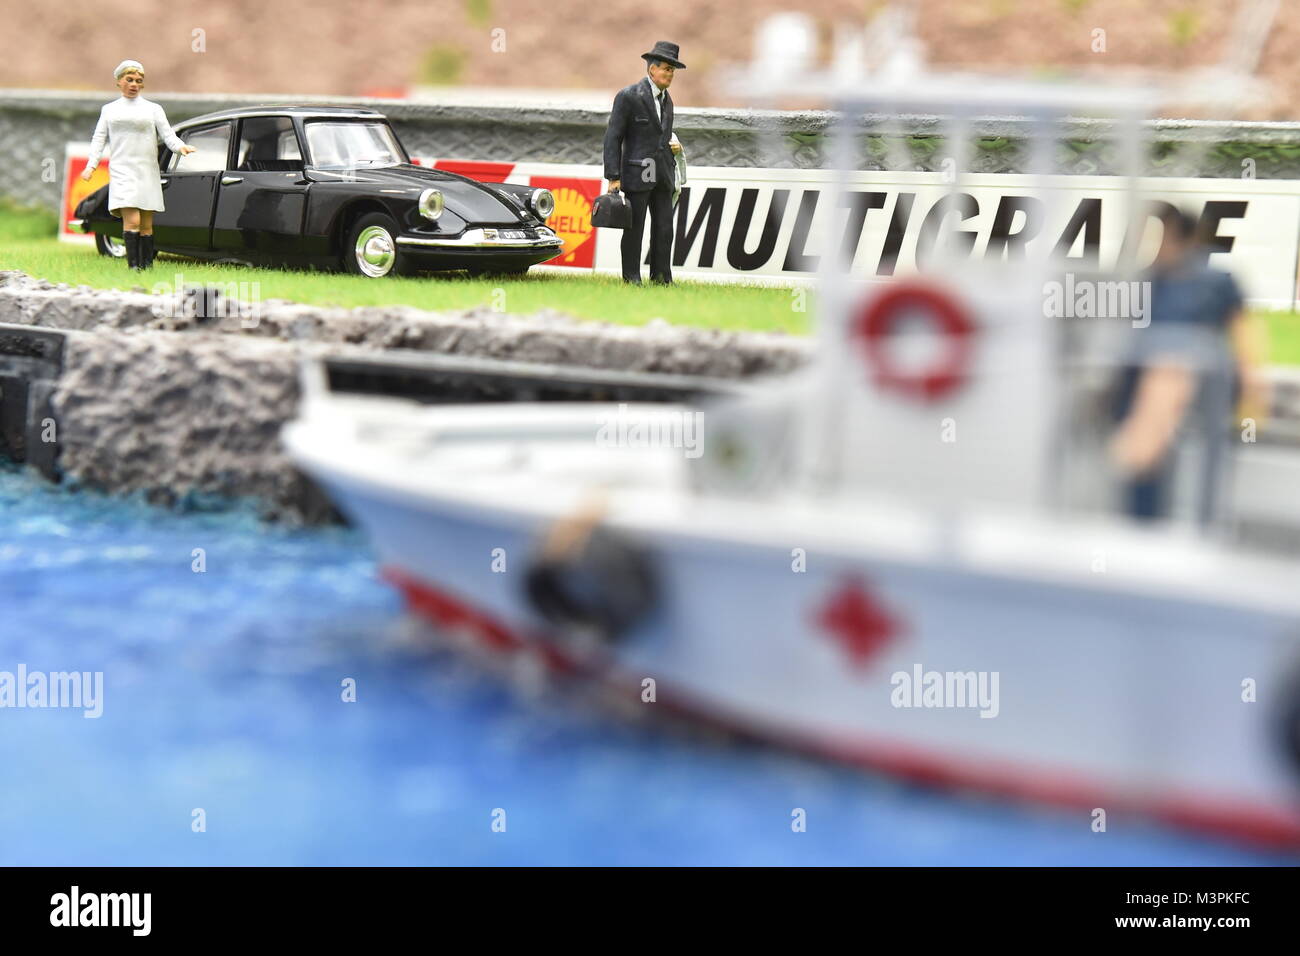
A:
[0,271,809,521]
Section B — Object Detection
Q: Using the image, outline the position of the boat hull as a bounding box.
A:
[291,443,1300,847]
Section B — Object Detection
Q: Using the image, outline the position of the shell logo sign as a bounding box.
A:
[59,144,109,241]
[529,176,600,268]
[421,160,604,270]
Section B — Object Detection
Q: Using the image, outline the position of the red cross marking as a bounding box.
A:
[815,578,901,670]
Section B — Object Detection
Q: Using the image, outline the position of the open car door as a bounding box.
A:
[152,120,232,254]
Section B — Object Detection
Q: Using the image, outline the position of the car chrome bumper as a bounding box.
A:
[395,227,565,249]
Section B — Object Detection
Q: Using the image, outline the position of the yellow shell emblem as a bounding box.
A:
[546,186,594,263]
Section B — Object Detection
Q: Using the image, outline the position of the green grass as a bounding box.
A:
[1258,309,1300,367]
[0,200,810,335]
[6,200,1300,359]
[2,199,59,239]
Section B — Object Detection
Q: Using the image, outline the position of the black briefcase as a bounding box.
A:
[592,190,631,229]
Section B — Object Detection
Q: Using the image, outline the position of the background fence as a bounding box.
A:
[6,89,1300,212]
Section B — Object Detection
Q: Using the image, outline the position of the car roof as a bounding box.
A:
[173,105,388,131]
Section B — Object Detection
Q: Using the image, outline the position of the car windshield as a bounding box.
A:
[305,121,405,169]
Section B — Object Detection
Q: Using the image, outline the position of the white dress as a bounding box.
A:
[85,95,186,215]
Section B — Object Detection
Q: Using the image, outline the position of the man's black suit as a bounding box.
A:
[602,77,675,284]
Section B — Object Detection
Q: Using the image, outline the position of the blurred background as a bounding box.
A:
[7,0,1295,116]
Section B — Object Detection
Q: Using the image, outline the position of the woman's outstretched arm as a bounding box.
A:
[152,104,186,155]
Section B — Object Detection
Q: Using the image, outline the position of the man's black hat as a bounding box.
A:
[641,41,686,70]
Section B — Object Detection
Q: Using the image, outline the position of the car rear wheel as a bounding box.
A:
[343,213,411,278]
[95,232,127,258]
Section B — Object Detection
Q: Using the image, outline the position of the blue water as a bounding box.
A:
[0,463,1294,866]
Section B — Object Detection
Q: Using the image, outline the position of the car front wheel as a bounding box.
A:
[95,232,127,258]
[343,212,411,278]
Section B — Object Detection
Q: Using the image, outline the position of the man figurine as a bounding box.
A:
[603,41,685,284]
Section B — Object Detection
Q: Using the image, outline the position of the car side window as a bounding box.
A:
[235,116,304,172]
[278,129,302,162]
[171,124,232,173]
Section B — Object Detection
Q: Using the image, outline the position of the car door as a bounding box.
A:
[213,116,310,257]
[153,122,233,253]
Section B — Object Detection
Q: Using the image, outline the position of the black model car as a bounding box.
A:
[72,105,565,278]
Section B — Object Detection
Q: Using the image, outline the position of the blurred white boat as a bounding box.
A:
[283,291,1300,848]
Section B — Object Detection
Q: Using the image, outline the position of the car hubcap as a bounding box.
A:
[355,226,396,277]
[104,235,126,258]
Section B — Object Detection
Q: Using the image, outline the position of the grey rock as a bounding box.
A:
[0,270,809,521]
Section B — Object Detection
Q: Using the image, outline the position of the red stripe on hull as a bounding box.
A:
[382,564,1300,850]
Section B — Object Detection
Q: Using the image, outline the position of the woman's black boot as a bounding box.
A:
[140,234,155,269]
[123,230,141,270]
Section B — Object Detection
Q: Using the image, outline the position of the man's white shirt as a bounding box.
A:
[644,75,666,123]
[641,74,684,204]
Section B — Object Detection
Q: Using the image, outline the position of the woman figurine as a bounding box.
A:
[80,60,195,270]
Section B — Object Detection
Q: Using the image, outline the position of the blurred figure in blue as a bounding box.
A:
[1109,204,1270,523]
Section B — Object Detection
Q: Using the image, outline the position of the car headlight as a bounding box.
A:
[418,188,445,221]
[529,188,555,220]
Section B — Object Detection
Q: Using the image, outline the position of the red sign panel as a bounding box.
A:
[433,159,516,183]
